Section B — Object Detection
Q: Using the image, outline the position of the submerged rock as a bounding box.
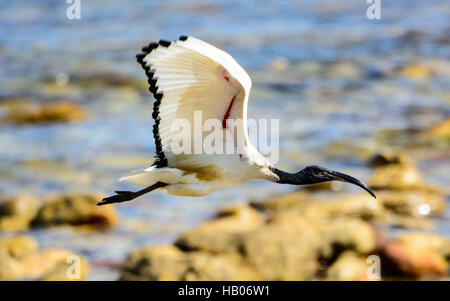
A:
[269,57,289,71]
[368,150,411,167]
[424,118,450,140]
[367,150,445,224]
[368,161,424,190]
[120,178,447,281]
[19,249,74,279]
[396,233,450,260]
[400,64,433,79]
[41,253,90,281]
[1,100,85,124]
[367,151,439,191]
[0,235,38,258]
[33,194,117,228]
[123,211,320,281]
[73,72,146,90]
[0,236,89,280]
[319,218,378,260]
[326,62,362,78]
[0,195,39,231]
[381,214,434,230]
[325,251,372,281]
[0,248,24,281]
[250,191,322,213]
[175,205,263,254]
[121,245,187,281]
[310,194,385,221]
[377,190,445,217]
[242,213,320,280]
[184,252,260,281]
[254,191,384,221]
[120,245,260,281]
[320,141,373,162]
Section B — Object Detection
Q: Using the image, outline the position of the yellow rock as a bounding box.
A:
[0,236,89,281]
[369,149,413,167]
[121,245,188,281]
[326,251,373,281]
[0,235,38,258]
[320,218,377,258]
[425,118,450,139]
[2,100,85,124]
[121,245,260,281]
[381,213,434,230]
[41,253,90,281]
[216,204,264,224]
[327,62,361,78]
[312,194,385,221]
[369,163,424,190]
[368,150,442,192]
[253,191,323,213]
[396,232,449,255]
[175,205,264,254]
[243,213,320,280]
[0,195,39,231]
[270,57,289,71]
[0,249,24,281]
[184,252,261,281]
[34,193,117,228]
[400,64,433,79]
[19,249,73,279]
[377,190,445,217]
[258,191,385,221]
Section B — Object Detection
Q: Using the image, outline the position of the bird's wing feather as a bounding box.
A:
[137,36,252,169]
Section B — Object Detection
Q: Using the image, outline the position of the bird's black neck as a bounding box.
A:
[269,166,318,185]
[269,167,300,185]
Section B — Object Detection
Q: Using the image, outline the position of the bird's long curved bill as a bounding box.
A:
[329,170,376,198]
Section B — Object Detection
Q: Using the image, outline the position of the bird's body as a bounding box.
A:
[121,144,275,197]
[99,36,375,205]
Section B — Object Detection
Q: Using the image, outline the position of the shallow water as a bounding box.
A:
[0,0,449,280]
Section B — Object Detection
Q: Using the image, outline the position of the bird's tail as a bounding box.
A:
[119,166,184,187]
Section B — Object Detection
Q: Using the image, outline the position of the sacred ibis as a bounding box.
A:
[98,36,375,205]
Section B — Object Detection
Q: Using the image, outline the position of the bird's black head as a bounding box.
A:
[294,165,376,198]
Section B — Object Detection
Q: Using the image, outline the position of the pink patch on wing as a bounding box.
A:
[222,69,230,82]
[222,95,236,128]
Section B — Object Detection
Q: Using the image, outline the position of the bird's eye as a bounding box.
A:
[311,170,322,177]
[310,167,326,178]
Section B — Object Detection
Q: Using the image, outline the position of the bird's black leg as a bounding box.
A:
[97,182,168,206]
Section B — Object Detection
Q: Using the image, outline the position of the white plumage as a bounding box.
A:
[122,36,275,196]
[98,36,375,205]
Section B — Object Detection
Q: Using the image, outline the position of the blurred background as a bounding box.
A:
[0,0,448,280]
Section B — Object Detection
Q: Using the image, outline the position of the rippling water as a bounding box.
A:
[0,0,449,279]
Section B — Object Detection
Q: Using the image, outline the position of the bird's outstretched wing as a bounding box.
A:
[137,36,252,169]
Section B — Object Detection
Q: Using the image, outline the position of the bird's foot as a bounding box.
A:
[97,191,136,206]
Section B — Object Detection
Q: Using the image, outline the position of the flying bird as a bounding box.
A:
[98,36,375,205]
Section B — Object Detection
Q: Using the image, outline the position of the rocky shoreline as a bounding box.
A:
[1,151,447,281]
[118,151,448,280]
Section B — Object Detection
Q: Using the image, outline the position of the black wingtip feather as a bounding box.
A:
[142,42,158,53]
[159,39,171,47]
[136,37,186,169]
[154,93,163,101]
